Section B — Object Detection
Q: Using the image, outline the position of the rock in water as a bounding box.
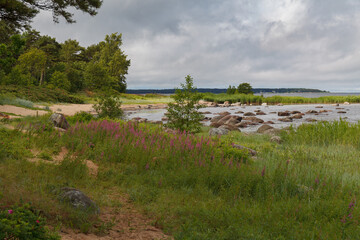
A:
[59,187,99,214]
[257,124,274,133]
[49,113,70,130]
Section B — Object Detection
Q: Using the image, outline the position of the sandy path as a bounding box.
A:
[0,105,48,116]
[0,103,168,117]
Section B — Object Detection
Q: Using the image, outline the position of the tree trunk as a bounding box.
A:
[39,68,45,86]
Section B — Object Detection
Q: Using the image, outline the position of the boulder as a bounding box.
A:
[235,111,244,114]
[315,106,323,108]
[270,136,282,143]
[224,117,242,126]
[232,144,257,156]
[306,110,318,114]
[201,111,212,114]
[243,116,264,124]
[332,103,340,106]
[244,112,256,116]
[217,111,231,116]
[292,114,303,119]
[209,127,229,136]
[210,115,223,123]
[210,122,222,128]
[223,101,231,107]
[161,117,168,121]
[338,111,347,114]
[278,117,293,122]
[257,124,274,133]
[278,111,290,116]
[58,187,99,214]
[305,118,317,122]
[277,103,284,106]
[256,111,266,115]
[319,110,328,113]
[236,122,249,128]
[217,115,233,125]
[219,124,240,132]
[344,102,350,105]
[49,113,70,130]
[261,103,267,106]
[263,121,274,124]
[291,111,301,114]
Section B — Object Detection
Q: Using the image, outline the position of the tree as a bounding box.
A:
[49,71,70,91]
[17,48,46,85]
[166,75,204,133]
[226,85,237,95]
[94,94,123,119]
[0,0,102,30]
[237,83,253,94]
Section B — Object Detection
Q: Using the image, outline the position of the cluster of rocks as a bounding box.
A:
[209,112,242,136]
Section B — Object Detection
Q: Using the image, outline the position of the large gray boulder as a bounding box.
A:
[49,113,70,130]
[58,187,99,214]
[209,127,229,136]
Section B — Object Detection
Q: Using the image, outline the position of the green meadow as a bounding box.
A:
[1,113,360,239]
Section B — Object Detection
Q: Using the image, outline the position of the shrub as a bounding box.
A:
[166,75,204,133]
[67,111,94,124]
[0,204,60,240]
[93,94,123,119]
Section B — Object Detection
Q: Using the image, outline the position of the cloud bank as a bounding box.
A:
[33,0,360,91]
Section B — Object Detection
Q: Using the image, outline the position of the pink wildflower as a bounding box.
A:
[8,210,13,214]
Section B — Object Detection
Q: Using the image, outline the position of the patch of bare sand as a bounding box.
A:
[28,147,98,176]
[0,105,48,116]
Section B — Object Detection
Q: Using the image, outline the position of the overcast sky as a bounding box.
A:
[32,0,360,91]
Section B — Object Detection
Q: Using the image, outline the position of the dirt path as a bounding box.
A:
[26,146,170,240]
[0,105,48,116]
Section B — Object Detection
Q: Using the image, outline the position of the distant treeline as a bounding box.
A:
[126,88,327,94]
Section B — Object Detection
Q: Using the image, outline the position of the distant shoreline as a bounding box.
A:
[126,88,328,94]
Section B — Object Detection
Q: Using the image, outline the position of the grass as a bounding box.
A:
[2,116,360,239]
[202,92,360,104]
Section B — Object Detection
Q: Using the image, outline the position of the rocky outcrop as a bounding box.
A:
[209,114,242,131]
[278,117,293,122]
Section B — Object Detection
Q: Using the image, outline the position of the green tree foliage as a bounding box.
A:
[166,75,204,133]
[226,85,238,95]
[237,83,253,94]
[1,31,130,93]
[49,71,70,91]
[0,0,102,31]
[17,48,47,85]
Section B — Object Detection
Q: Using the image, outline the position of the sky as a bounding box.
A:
[32,0,360,91]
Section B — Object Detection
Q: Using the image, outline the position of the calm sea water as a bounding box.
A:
[255,92,360,98]
[126,92,360,132]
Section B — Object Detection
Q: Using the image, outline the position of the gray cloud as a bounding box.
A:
[32,0,360,91]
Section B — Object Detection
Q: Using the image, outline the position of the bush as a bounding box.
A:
[67,111,94,124]
[0,204,60,240]
[93,94,123,119]
[166,75,204,133]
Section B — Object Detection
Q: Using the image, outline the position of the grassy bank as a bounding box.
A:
[202,92,360,104]
[2,116,360,239]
